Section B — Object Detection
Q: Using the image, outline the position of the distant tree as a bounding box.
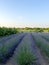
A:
[0,27,18,36]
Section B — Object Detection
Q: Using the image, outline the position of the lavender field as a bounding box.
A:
[0,33,49,65]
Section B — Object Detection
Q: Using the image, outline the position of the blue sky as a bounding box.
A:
[0,0,49,28]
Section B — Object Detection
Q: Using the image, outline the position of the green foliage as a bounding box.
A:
[17,46,36,65]
[34,28,43,32]
[17,27,47,32]
[0,27,49,34]
[0,27,18,36]
[0,27,49,36]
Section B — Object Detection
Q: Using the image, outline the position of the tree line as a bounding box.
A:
[0,27,49,36]
[0,27,18,36]
[17,27,49,32]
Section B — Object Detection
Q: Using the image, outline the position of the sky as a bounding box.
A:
[0,0,49,28]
